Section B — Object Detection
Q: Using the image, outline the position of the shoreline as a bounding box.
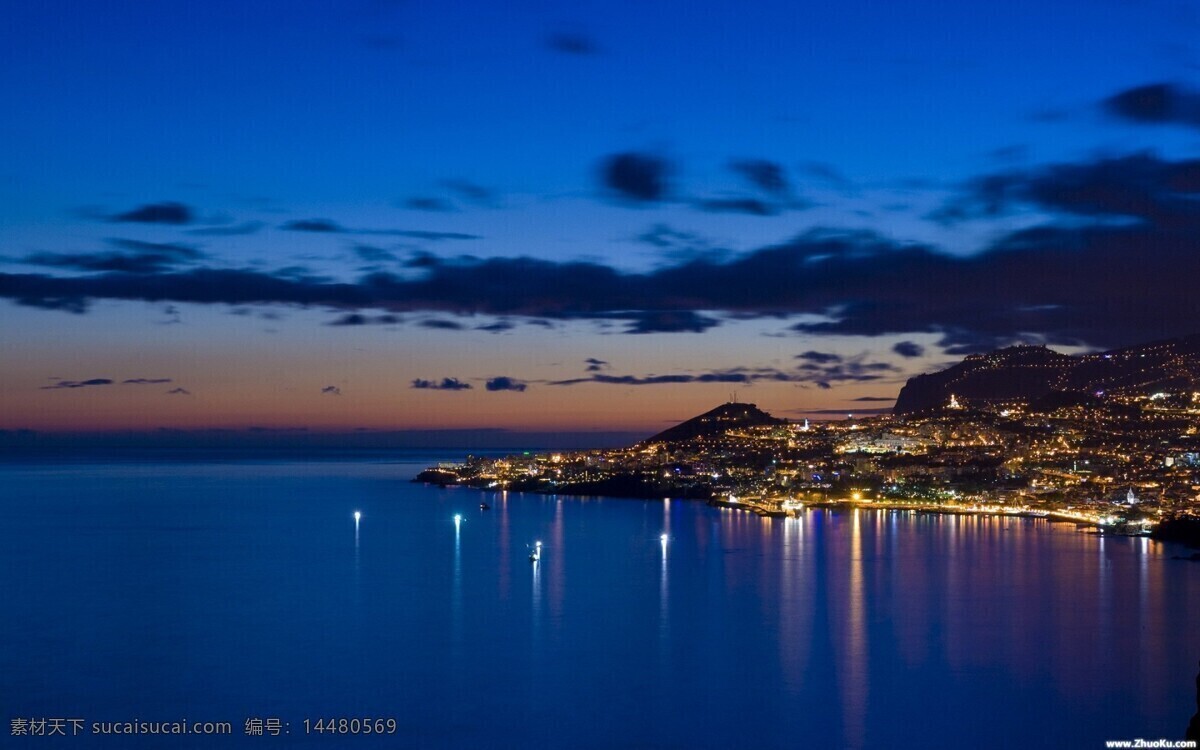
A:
[415,479,1178,543]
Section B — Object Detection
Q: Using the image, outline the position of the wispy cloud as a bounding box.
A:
[41,378,113,390]
[108,202,193,225]
[411,377,472,391]
[280,219,479,241]
[729,159,790,196]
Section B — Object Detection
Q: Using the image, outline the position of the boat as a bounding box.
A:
[480,502,491,510]
[529,541,542,562]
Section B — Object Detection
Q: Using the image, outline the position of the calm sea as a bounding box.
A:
[2,453,1199,748]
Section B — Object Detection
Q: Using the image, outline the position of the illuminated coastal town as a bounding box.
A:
[419,337,1200,543]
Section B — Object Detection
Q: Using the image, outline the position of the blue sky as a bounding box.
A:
[3,0,1200,438]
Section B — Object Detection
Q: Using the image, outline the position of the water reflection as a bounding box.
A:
[452,511,462,659]
[659,528,669,644]
[839,509,867,749]
[778,515,811,691]
[1098,535,1111,658]
[530,554,542,631]
[550,500,564,623]
[8,459,1199,750]
[351,510,362,611]
[498,492,510,600]
[352,510,361,570]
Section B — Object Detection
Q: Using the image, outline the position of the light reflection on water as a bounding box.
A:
[2,459,1198,749]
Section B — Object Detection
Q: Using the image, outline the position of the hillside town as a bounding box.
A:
[418,340,1200,542]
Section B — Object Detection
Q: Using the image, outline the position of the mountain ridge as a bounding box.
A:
[640,401,786,444]
[893,334,1200,414]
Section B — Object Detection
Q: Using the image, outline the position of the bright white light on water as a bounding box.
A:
[354,511,361,522]
[454,514,462,523]
[660,534,668,543]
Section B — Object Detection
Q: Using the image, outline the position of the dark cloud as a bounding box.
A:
[281,219,479,240]
[793,353,901,386]
[396,230,480,241]
[932,152,1200,227]
[10,162,1200,350]
[20,239,201,275]
[1104,82,1200,129]
[892,341,925,358]
[797,351,842,364]
[418,318,464,330]
[110,202,193,225]
[122,378,172,384]
[623,310,720,334]
[546,360,888,387]
[548,362,887,388]
[485,376,527,392]
[850,396,896,402]
[550,372,754,387]
[41,378,113,390]
[729,159,789,195]
[600,152,671,202]
[281,219,342,233]
[321,385,342,395]
[476,320,514,333]
[21,252,172,275]
[411,377,471,391]
[327,313,366,326]
[186,221,265,236]
[584,357,608,372]
[327,312,401,326]
[546,33,599,55]
[1,266,373,314]
[403,197,455,212]
[166,387,191,395]
[694,198,778,216]
[937,329,1013,356]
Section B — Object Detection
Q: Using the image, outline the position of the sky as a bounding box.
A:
[3,0,1200,445]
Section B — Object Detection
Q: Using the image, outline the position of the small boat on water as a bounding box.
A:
[480,502,491,510]
[529,541,542,562]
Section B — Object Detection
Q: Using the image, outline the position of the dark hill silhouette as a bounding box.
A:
[894,334,1200,414]
[641,401,785,444]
